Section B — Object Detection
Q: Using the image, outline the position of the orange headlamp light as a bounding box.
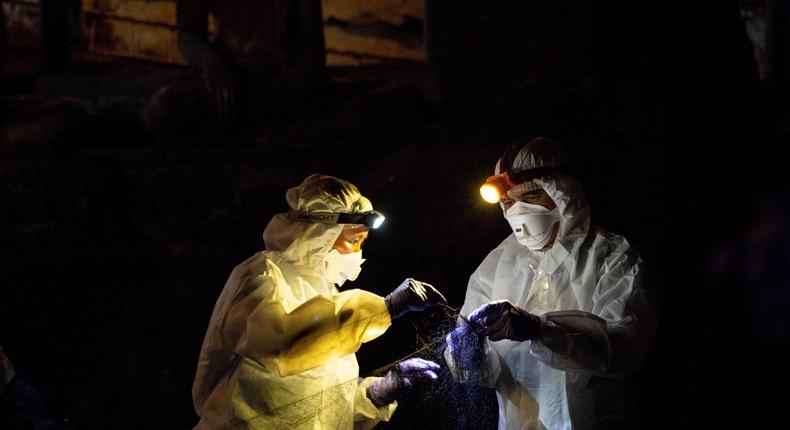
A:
[479,166,565,204]
[480,173,516,204]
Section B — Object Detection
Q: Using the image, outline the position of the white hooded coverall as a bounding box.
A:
[462,163,660,429]
[193,174,396,430]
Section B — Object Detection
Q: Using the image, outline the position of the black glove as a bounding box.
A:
[469,300,543,341]
[366,358,440,407]
[384,278,447,319]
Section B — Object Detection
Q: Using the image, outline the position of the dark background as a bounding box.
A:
[2,0,789,429]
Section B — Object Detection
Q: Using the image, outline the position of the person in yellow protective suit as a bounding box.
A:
[192,173,446,429]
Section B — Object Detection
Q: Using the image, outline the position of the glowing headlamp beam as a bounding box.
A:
[480,184,501,204]
[479,173,514,204]
[371,215,385,229]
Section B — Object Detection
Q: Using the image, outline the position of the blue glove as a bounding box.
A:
[469,300,543,341]
[385,278,447,319]
[367,358,440,407]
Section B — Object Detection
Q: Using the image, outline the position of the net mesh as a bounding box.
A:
[236,304,498,429]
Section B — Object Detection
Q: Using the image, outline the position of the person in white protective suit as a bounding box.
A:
[445,137,661,430]
[193,173,446,430]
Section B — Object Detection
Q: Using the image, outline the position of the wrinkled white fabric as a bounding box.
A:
[325,249,365,287]
[193,174,396,430]
[461,173,661,430]
[494,136,570,175]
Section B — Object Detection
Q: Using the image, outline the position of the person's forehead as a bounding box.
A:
[506,180,544,199]
[508,189,547,203]
[340,226,369,237]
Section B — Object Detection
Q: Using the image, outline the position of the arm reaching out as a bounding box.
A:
[240,289,392,377]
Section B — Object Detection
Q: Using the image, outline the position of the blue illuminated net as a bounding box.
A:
[367,305,498,429]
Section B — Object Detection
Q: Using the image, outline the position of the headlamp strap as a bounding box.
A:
[288,210,341,224]
[508,165,566,184]
[288,209,383,229]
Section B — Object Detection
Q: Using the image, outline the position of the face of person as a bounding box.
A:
[500,185,559,251]
[500,187,557,212]
[332,226,369,254]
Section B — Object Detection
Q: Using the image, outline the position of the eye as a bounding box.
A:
[520,191,543,202]
[348,237,367,247]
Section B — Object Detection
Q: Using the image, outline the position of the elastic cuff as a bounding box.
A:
[366,382,389,407]
[384,295,402,319]
[357,377,398,423]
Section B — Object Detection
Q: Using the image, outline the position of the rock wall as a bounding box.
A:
[3,0,426,65]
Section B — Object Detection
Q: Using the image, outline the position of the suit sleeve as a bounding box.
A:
[224,269,392,377]
[530,252,661,376]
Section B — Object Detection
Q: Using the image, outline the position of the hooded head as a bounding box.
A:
[262,174,374,276]
[495,137,591,246]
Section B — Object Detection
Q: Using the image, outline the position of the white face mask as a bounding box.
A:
[324,249,365,287]
[504,201,560,250]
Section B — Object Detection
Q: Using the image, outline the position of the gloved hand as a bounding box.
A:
[469,300,543,341]
[384,278,447,319]
[367,358,440,407]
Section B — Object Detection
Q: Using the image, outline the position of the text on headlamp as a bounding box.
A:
[293,212,340,223]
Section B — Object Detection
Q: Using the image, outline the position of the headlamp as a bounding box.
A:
[480,173,516,204]
[479,166,566,204]
[288,209,386,229]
